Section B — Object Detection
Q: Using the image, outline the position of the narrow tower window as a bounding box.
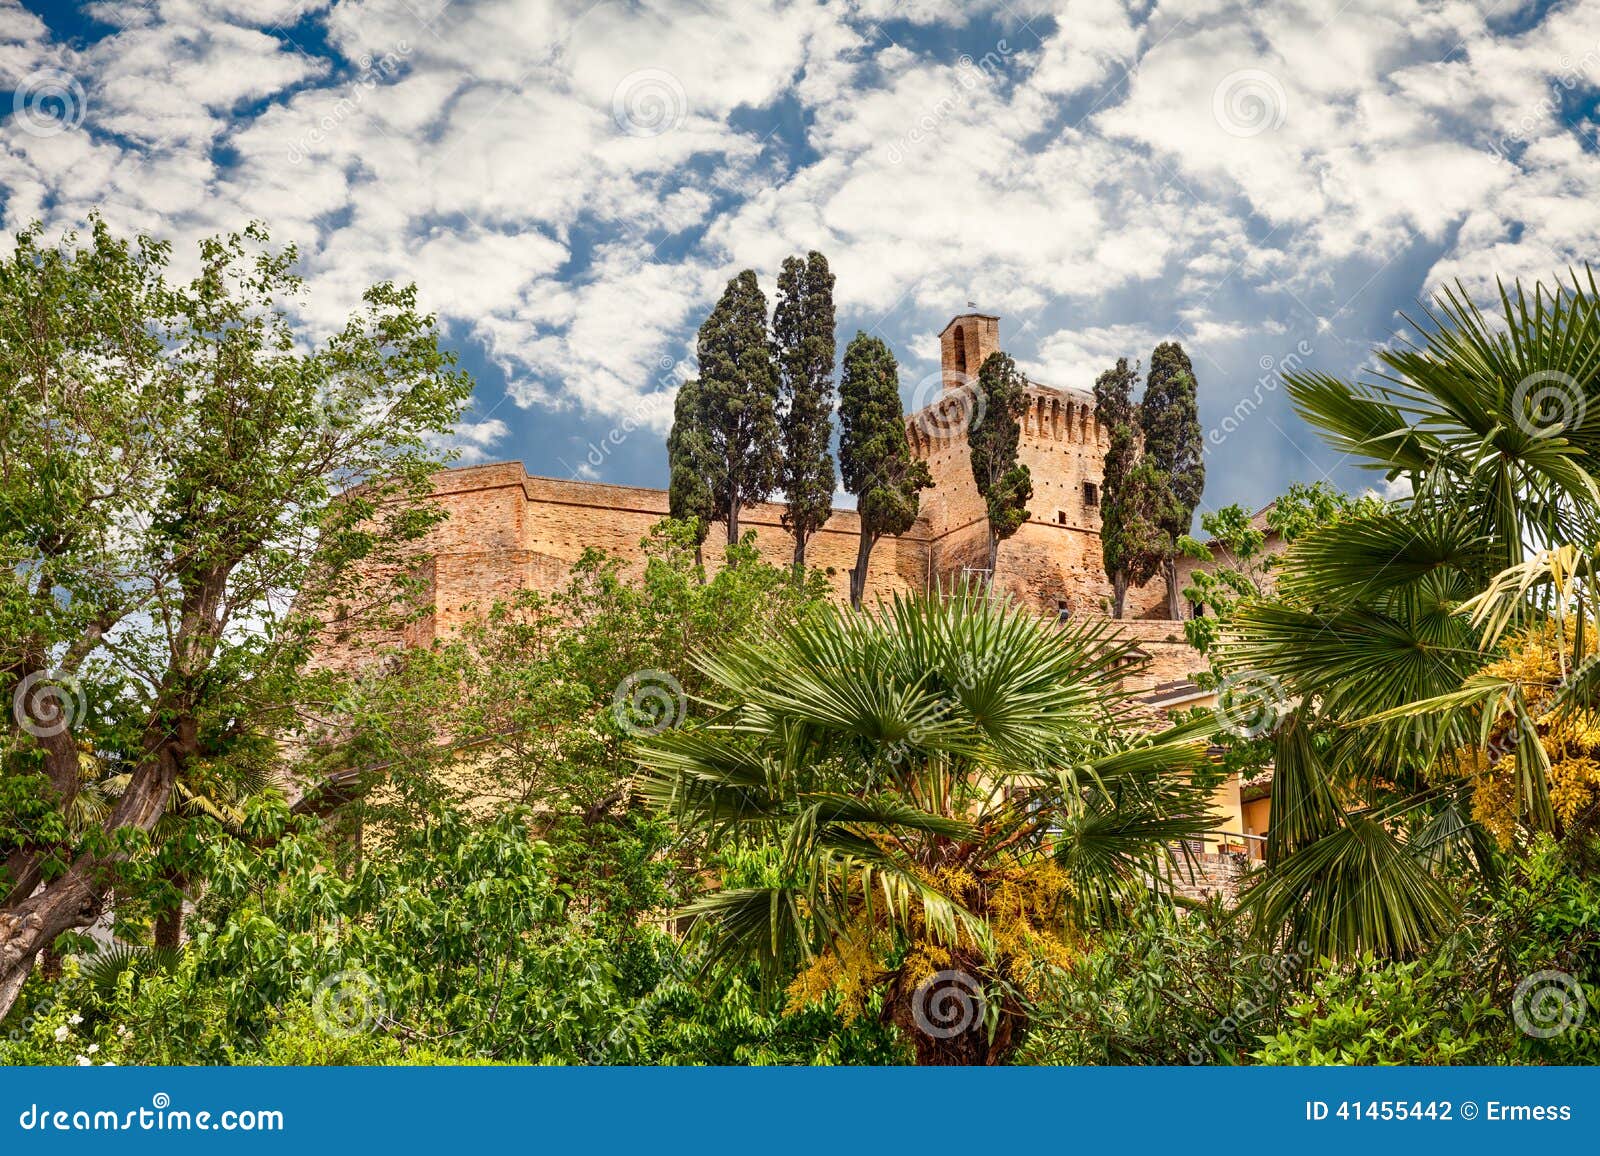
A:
[1083,481,1099,507]
[952,325,967,377]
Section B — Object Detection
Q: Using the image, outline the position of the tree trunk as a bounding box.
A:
[0,867,103,1018]
[725,496,741,546]
[1111,571,1128,619]
[0,739,183,1019]
[792,532,807,575]
[1163,555,1182,619]
[849,530,876,609]
[886,963,1015,1065]
[986,528,999,578]
[153,871,188,950]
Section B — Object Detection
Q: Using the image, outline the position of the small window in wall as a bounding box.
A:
[1056,599,1071,623]
[1083,481,1099,507]
[1055,509,1068,525]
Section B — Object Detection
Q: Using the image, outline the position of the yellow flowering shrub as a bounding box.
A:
[1445,620,1600,846]
[783,859,1085,1021]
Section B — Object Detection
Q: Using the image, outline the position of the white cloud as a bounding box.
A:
[2,0,1597,486]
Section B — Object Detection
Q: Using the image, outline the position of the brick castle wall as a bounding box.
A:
[401,461,931,645]
[321,314,1208,695]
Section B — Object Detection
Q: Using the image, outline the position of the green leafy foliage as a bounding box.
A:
[0,215,470,1008]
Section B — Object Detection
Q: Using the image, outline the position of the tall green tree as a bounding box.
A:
[969,352,1033,575]
[666,378,715,568]
[695,271,781,546]
[774,252,838,572]
[1141,342,1205,617]
[838,333,931,608]
[1092,359,1136,611]
[0,218,470,1017]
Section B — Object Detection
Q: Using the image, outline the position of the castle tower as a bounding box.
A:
[939,313,1000,386]
[908,312,1118,615]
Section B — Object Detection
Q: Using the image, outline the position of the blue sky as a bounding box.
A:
[4,0,1600,518]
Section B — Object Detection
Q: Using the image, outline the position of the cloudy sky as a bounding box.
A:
[4,0,1599,515]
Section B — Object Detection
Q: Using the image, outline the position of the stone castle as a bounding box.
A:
[403,311,1182,639]
[330,311,1274,867]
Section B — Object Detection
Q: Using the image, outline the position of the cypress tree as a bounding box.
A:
[774,251,837,572]
[667,376,715,569]
[838,332,931,608]
[968,351,1033,576]
[696,270,781,545]
[1093,357,1140,617]
[1141,341,1204,617]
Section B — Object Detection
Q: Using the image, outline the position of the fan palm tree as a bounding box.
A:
[632,588,1219,1064]
[1213,268,1600,959]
